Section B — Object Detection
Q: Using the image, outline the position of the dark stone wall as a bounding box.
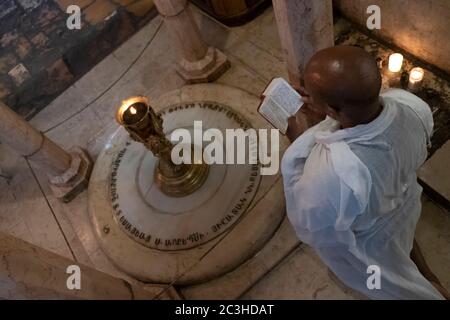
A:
[0,0,157,118]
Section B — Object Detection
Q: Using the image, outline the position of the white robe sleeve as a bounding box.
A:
[283,142,371,249]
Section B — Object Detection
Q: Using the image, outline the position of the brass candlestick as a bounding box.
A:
[116,96,209,197]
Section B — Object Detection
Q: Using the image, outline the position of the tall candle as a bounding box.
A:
[388,53,404,72]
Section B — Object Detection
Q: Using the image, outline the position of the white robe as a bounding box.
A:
[281,89,444,299]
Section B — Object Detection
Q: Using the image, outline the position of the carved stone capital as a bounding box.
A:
[176,47,230,83]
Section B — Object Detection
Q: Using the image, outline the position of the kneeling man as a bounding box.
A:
[281,46,448,299]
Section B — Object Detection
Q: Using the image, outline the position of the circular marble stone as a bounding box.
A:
[88,84,288,284]
[111,103,261,250]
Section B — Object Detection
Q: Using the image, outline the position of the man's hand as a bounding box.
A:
[286,87,326,142]
[286,115,302,142]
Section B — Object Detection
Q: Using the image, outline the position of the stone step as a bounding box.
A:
[418,140,450,209]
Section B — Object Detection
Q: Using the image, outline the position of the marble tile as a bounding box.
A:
[145,70,186,102]
[26,172,146,286]
[29,84,90,133]
[181,217,300,299]
[0,143,73,260]
[28,162,93,267]
[416,195,450,292]
[0,231,160,300]
[44,106,104,151]
[86,120,120,160]
[241,245,362,300]
[118,22,177,85]
[145,285,183,300]
[112,15,165,66]
[225,39,288,82]
[48,190,132,282]
[216,54,267,97]
[418,140,450,205]
[30,52,130,137]
[71,54,130,105]
[231,7,284,61]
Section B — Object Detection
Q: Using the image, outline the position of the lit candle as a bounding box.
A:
[408,67,424,91]
[388,53,404,72]
[116,97,149,127]
[116,96,153,142]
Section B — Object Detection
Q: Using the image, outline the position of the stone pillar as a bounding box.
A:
[0,231,157,299]
[0,101,92,202]
[154,0,230,83]
[272,0,334,89]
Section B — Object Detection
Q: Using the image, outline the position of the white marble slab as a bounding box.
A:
[0,143,73,260]
[418,140,450,205]
[181,216,299,299]
[241,245,364,300]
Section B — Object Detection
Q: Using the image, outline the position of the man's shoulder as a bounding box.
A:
[380,89,433,138]
[380,88,428,106]
[302,145,341,188]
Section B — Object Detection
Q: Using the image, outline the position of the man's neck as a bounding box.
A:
[340,102,383,129]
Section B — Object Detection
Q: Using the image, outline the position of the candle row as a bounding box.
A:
[388,53,424,91]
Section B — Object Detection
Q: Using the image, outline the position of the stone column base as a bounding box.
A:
[49,147,93,203]
[176,47,230,84]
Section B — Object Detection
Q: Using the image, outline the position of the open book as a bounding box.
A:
[258,77,304,134]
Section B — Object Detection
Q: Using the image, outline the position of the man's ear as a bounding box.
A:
[325,104,340,119]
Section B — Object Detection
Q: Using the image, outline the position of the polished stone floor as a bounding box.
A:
[0,6,449,299]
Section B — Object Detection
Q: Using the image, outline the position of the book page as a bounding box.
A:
[268,78,302,115]
[262,78,279,96]
[259,97,291,134]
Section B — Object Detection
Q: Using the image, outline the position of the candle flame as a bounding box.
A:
[116,96,149,124]
[388,53,403,73]
[410,67,424,81]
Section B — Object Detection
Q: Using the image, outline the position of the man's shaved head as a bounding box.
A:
[304,46,382,120]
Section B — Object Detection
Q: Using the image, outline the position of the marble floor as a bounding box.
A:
[0,6,449,299]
